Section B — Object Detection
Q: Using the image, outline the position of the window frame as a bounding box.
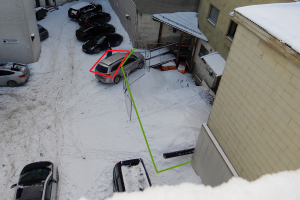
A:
[207,5,220,26]
[226,21,238,41]
[198,45,209,57]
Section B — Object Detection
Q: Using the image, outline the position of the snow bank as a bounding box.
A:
[104,169,300,200]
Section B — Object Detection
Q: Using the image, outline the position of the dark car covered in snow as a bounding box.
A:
[113,158,152,192]
[11,161,59,200]
[38,24,49,41]
[78,12,111,27]
[76,22,115,42]
[82,33,123,54]
[68,2,102,21]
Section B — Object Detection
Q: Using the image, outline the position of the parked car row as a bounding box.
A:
[68,2,123,54]
[11,158,151,200]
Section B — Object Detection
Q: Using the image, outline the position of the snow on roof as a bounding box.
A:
[153,12,208,41]
[70,2,90,10]
[201,52,226,76]
[235,2,300,54]
[35,7,45,12]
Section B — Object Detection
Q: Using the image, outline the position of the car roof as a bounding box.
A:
[101,53,126,66]
[70,2,90,10]
[21,161,53,175]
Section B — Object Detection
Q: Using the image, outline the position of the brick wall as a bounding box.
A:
[207,23,300,180]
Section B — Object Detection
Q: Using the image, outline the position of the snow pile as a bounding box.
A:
[235,2,300,54]
[105,169,300,200]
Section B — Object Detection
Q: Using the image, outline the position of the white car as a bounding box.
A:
[11,161,59,200]
[0,62,30,87]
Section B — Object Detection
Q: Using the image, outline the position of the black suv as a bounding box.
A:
[113,158,152,192]
[68,2,102,20]
[76,22,115,42]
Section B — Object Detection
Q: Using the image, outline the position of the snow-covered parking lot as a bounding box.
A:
[0,1,212,199]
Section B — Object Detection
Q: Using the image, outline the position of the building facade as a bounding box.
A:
[108,0,200,48]
[192,3,300,182]
[0,0,41,64]
[193,0,293,90]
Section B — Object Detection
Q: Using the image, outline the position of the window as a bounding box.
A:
[0,70,14,76]
[208,5,219,25]
[111,62,121,72]
[227,21,238,40]
[199,45,209,57]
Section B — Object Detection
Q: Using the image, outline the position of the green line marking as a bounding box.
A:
[120,48,191,173]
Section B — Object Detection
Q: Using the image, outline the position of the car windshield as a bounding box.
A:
[11,64,26,72]
[96,64,108,74]
[94,36,106,44]
[19,169,50,185]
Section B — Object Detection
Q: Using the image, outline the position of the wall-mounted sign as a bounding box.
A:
[3,39,19,44]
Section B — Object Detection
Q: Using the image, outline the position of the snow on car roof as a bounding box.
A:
[70,2,90,10]
[235,2,300,54]
[121,163,150,192]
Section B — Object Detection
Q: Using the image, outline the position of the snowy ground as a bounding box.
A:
[0,1,212,200]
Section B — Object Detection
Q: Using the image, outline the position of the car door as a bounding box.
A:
[0,70,15,85]
[44,175,53,200]
[124,58,136,74]
[97,38,109,51]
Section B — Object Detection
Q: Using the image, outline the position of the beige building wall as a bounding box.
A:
[197,0,293,60]
[0,0,41,64]
[207,12,300,181]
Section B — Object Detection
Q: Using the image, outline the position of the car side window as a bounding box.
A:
[44,177,52,200]
[0,70,14,76]
[124,58,135,66]
[111,62,121,72]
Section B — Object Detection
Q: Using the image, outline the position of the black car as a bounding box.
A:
[113,158,152,192]
[76,23,115,42]
[38,24,49,41]
[82,33,123,54]
[68,2,102,20]
[78,12,111,27]
[11,161,59,200]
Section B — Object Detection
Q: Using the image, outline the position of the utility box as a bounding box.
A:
[200,52,226,92]
[35,7,47,21]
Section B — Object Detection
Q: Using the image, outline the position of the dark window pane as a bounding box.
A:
[208,5,219,25]
[199,45,209,57]
[227,21,238,40]
[111,62,121,72]
[96,64,108,73]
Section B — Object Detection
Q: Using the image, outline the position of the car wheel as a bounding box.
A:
[105,16,111,22]
[8,80,18,87]
[113,75,121,84]
[138,61,144,69]
[110,28,115,33]
[94,48,101,54]
[115,40,121,46]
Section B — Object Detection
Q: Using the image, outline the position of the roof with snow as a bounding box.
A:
[201,52,226,76]
[152,12,208,41]
[235,2,300,55]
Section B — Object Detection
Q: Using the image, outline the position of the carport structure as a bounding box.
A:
[153,12,208,72]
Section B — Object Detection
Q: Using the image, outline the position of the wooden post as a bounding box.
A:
[157,22,163,47]
[176,33,183,67]
[190,38,199,72]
